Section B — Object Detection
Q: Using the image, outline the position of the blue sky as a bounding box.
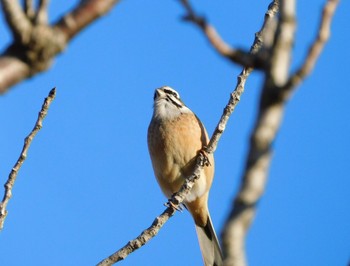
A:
[1,1,349,265]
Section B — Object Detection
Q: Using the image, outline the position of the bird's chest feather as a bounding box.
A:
[148,113,207,198]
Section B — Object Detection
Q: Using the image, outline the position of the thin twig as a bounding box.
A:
[96,1,279,265]
[283,0,339,95]
[0,88,56,230]
[178,0,263,69]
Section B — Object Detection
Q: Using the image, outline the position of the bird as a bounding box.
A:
[147,86,223,266]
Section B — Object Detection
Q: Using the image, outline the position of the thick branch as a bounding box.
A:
[0,88,56,230]
[220,1,279,266]
[179,0,264,69]
[222,1,338,266]
[0,0,121,94]
[222,1,296,266]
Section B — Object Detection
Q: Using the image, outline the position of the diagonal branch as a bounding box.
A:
[178,0,264,69]
[96,1,279,265]
[97,153,207,266]
[0,88,56,230]
[283,0,339,95]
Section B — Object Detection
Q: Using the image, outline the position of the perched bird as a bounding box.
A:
[147,86,223,266]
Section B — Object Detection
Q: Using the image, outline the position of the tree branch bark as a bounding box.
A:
[0,88,56,230]
[222,1,338,266]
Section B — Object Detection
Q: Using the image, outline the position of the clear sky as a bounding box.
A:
[1,1,349,265]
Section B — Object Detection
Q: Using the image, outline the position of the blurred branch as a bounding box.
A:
[222,1,339,266]
[0,0,32,43]
[35,0,49,25]
[0,0,121,94]
[0,88,56,230]
[222,1,296,265]
[178,0,265,69]
[24,0,35,19]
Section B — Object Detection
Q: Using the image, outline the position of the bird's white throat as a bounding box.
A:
[153,98,192,120]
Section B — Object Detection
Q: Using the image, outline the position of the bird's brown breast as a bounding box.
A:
[148,113,214,200]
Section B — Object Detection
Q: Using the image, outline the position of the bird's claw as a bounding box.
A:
[199,147,211,167]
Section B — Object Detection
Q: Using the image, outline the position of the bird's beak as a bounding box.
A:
[155,88,165,99]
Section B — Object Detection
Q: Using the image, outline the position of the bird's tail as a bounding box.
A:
[195,213,223,266]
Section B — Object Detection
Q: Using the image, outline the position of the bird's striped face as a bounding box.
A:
[152,86,192,120]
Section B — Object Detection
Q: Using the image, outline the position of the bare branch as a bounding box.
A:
[270,0,296,87]
[178,0,264,69]
[219,1,279,266]
[24,0,35,19]
[0,88,56,230]
[35,0,49,25]
[97,152,209,265]
[222,1,297,265]
[0,0,32,43]
[284,0,339,95]
[97,208,176,265]
[222,1,339,266]
[0,54,31,91]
